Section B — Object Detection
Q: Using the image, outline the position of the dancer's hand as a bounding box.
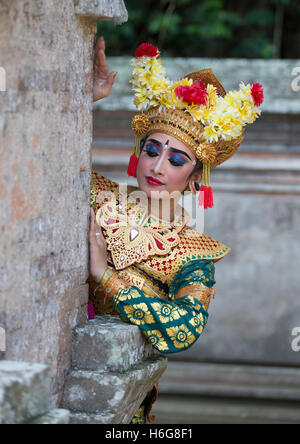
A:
[89,207,108,282]
[93,36,117,102]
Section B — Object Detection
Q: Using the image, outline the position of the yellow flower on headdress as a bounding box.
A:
[187,104,206,122]
[134,90,152,111]
[158,78,194,110]
[131,43,264,144]
[203,124,219,143]
[206,84,218,108]
[172,78,194,89]
[131,56,170,100]
[159,90,175,109]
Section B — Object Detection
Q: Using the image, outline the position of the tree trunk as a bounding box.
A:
[273,3,284,58]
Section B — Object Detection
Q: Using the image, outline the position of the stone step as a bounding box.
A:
[0,361,51,425]
[62,355,167,424]
[152,394,300,424]
[28,409,70,425]
[158,361,300,401]
[69,411,122,425]
[72,315,154,372]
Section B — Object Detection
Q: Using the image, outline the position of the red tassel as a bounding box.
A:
[204,186,210,209]
[127,154,139,177]
[207,186,214,208]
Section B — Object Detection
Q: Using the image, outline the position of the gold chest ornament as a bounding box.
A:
[96,195,189,271]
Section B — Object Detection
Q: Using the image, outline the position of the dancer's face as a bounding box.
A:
[136,132,200,198]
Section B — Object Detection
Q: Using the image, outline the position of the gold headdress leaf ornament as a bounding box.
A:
[131,114,151,135]
[128,43,264,209]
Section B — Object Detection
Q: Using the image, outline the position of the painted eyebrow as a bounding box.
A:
[147,139,193,161]
[169,148,192,160]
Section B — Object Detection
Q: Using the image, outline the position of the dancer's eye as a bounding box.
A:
[169,154,187,167]
[145,143,160,157]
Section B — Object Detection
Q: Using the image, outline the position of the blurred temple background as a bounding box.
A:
[92,0,300,424]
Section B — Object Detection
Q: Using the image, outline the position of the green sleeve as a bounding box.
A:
[112,260,215,354]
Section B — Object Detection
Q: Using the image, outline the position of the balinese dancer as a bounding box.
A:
[89,37,264,423]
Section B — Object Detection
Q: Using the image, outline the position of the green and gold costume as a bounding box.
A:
[88,171,230,423]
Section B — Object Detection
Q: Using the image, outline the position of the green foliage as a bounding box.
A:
[97,0,300,58]
[232,35,276,59]
[271,0,294,5]
[245,8,274,27]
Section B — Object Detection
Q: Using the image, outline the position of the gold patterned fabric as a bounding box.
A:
[130,403,146,424]
[97,197,185,270]
[91,171,230,281]
[88,172,231,352]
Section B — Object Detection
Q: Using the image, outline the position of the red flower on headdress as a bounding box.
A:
[251,83,264,107]
[135,43,160,58]
[175,81,209,106]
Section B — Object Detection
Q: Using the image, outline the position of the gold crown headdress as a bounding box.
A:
[128,43,264,209]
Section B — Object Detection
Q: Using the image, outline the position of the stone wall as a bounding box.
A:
[0,0,127,406]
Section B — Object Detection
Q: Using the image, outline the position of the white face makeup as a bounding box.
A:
[163,139,170,152]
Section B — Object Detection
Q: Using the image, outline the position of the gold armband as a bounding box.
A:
[175,284,215,311]
[102,272,130,304]
[93,267,115,297]
[96,267,114,286]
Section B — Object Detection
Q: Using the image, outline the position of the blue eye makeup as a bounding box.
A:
[145,143,160,156]
[168,154,187,166]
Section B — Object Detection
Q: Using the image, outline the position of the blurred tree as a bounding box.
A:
[97,0,300,58]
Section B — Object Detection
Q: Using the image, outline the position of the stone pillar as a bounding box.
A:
[0,0,127,407]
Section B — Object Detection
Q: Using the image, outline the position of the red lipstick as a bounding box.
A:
[146,176,164,186]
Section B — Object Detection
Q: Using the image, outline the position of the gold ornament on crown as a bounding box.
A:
[131,114,150,136]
